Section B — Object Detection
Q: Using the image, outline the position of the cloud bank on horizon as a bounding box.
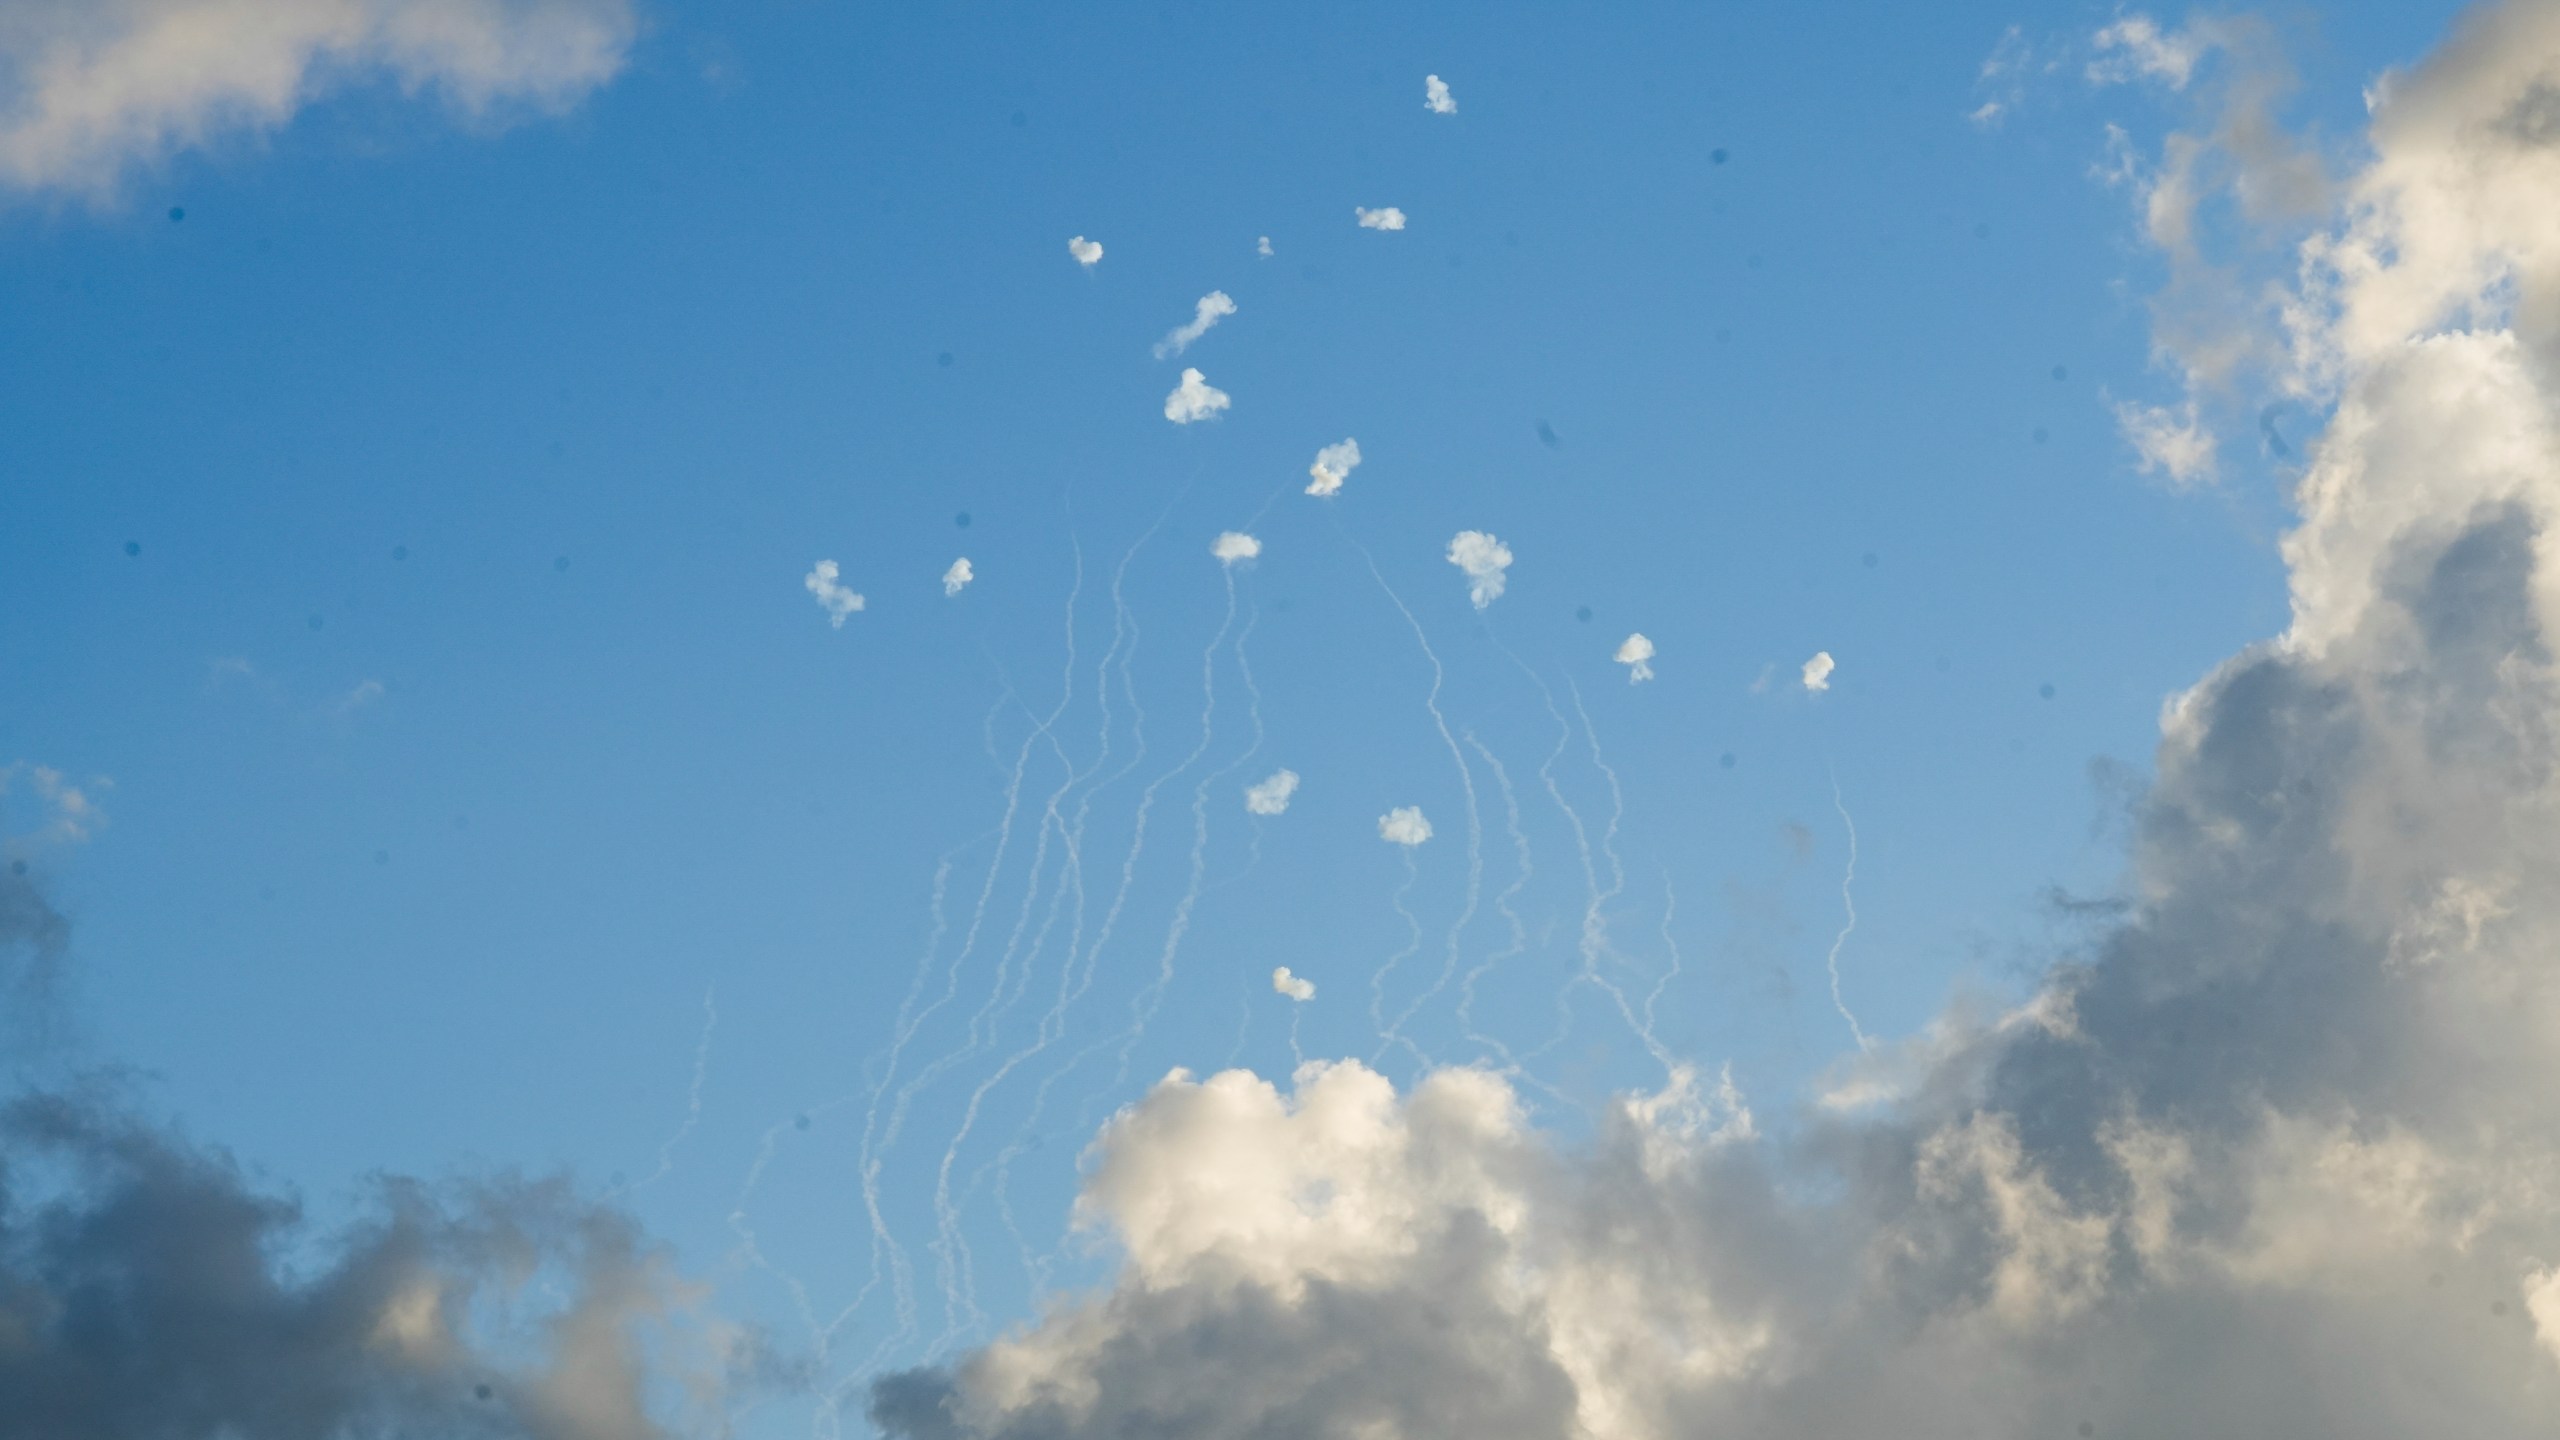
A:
[866,7,2560,1438]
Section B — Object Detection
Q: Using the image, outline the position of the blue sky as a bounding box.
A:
[0,0,2509,1432]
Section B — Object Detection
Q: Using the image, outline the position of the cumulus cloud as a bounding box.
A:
[1244,769,1299,816]
[1211,532,1261,565]
[1446,530,1513,609]
[859,12,2560,1436]
[1614,633,1656,683]
[804,560,864,627]
[943,558,974,597]
[1153,291,1237,359]
[1354,206,1407,231]
[1799,651,1834,692]
[2115,398,2219,487]
[1164,368,1231,424]
[1424,75,1457,115]
[1270,967,1315,1002]
[1376,806,1431,847]
[1306,439,1361,496]
[0,0,636,198]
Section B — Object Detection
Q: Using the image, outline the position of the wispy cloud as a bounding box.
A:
[2088,13,2206,89]
[1306,439,1362,496]
[1165,368,1232,423]
[1154,291,1237,359]
[1614,633,1656,683]
[0,765,107,848]
[2114,399,2218,487]
[1355,206,1407,231]
[1446,531,1513,609]
[1424,75,1457,115]
[1244,770,1300,815]
[1377,806,1432,846]
[804,560,864,627]
[0,0,636,198]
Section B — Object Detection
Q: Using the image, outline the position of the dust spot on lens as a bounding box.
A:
[955,511,972,528]
[2033,426,2050,444]
[795,1114,812,1131]
[475,1384,493,1401]
[2040,683,2056,699]
[1973,222,1991,239]
[307,615,325,631]
[937,351,955,367]
[168,206,185,222]
[1861,551,1878,568]
[9,860,24,876]
[2051,365,2069,381]
[1719,752,1736,769]
[373,850,390,866]
[2078,1425,2095,1438]
[1711,148,1729,164]
[1009,109,1027,128]
[1575,605,1592,623]
[2494,1300,2510,1316]
[554,555,571,573]
[124,540,141,557]
[392,545,409,561]
[1537,420,1562,449]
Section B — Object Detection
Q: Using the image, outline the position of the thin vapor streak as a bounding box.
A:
[1824,775,1872,1053]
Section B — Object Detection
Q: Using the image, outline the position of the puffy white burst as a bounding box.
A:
[0,0,636,197]
[2115,398,2219,488]
[942,558,974,597]
[1244,769,1300,816]
[1067,235,1103,267]
[1446,530,1513,609]
[1306,438,1362,497]
[1615,633,1656,683]
[1211,532,1261,565]
[804,559,864,627]
[1269,967,1316,1002]
[1800,650,1834,692]
[1376,806,1431,846]
[1164,367,1231,424]
[1154,291,1237,359]
[1256,235,1274,258]
[1354,206,1407,231]
[1424,74,1457,114]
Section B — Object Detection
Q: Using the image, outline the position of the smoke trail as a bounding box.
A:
[1823,774,1872,1053]
[610,982,717,1199]
[1644,872,1683,1050]
[1334,514,1484,1069]
[1367,846,1429,1068]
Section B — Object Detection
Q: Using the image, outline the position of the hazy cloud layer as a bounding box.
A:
[1153,291,1236,359]
[873,11,2560,1440]
[1446,531,1512,609]
[1306,439,1361,497]
[0,0,636,197]
[1164,368,1230,424]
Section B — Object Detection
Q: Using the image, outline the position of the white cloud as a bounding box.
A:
[1270,967,1316,1002]
[1164,367,1231,424]
[1968,100,2006,128]
[1153,291,1237,359]
[2115,399,2219,487]
[1446,530,1513,609]
[1377,806,1431,846]
[942,558,974,597]
[0,763,107,846]
[1068,235,1103,267]
[1305,438,1361,496]
[1801,650,1835,692]
[804,559,864,627]
[1355,206,1407,231]
[0,0,635,198]
[1614,633,1656,683]
[1256,236,1274,258]
[2089,14,2207,90]
[1211,532,1261,564]
[336,679,386,714]
[1424,74,1457,115]
[1244,769,1300,816]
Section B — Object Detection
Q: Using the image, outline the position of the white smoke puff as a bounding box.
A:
[1153,291,1237,359]
[1068,235,1103,267]
[804,560,864,627]
[1801,650,1835,692]
[1306,439,1362,496]
[1377,806,1431,846]
[1212,532,1261,564]
[1270,967,1316,1002]
[1615,633,1656,683]
[1256,236,1274,258]
[1445,531,1513,609]
[1355,206,1407,231]
[942,558,973,597]
[1244,769,1300,816]
[1424,75,1457,114]
[1164,368,1231,424]
[2115,398,2219,487]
